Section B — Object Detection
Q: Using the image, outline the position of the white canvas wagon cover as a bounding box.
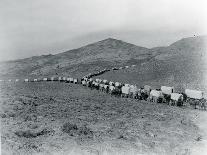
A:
[129,85,138,93]
[109,85,115,91]
[93,82,99,86]
[24,79,29,82]
[161,86,174,95]
[103,79,108,83]
[69,78,73,82]
[122,86,130,94]
[150,90,163,97]
[109,81,114,85]
[115,82,121,87]
[95,79,101,83]
[104,85,109,89]
[171,93,183,101]
[99,84,104,88]
[185,89,203,99]
[82,81,86,85]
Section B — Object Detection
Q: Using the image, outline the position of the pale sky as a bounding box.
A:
[0,0,206,61]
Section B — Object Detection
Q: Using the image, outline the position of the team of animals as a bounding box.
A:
[0,64,206,110]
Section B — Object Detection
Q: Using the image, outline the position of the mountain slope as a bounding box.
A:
[96,36,207,96]
[0,38,151,78]
[0,36,206,96]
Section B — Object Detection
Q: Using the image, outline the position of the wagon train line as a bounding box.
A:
[0,64,206,110]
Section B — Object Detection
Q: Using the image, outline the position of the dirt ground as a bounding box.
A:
[0,82,206,155]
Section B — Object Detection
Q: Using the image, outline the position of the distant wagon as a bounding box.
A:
[66,78,70,82]
[121,86,130,97]
[103,79,108,84]
[58,77,62,81]
[82,80,87,86]
[69,78,74,83]
[129,85,139,98]
[93,82,99,90]
[115,82,121,87]
[109,81,114,86]
[62,77,66,81]
[170,93,184,106]
[144,85,151,94]
[24,79,29,82]
[99,84,105,91]
[83,77,88,81]
[50,77,54,81]
[15,79,19,82]
[109,85,115,94]
[161,86,174,103]
[185,89,203,100]
[149,90,163,103]
[161,86,174,95]
[53,77,59,81]
[74,79,78,84]
[95,79,102,83]
[104,85,109,93]
[185,89,205,109]
[43,78,48,81]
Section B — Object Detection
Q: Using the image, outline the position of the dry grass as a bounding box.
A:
[0,82,202,154]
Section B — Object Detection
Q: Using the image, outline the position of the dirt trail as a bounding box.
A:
[191,111,207,155]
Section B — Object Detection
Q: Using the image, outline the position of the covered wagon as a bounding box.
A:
[73,79,78,84]
[185,89,205,109]
[149,90,163,103]
[161,86,174,95]
[24,79,29,82]
[43,78,48,81]
[170,93,184,106]
[121,86,130,98]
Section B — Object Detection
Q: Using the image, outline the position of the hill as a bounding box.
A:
[0,38,151,78]
[96,36,207,96]
[0,36,206,95]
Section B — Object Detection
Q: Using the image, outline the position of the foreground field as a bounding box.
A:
[0,82,205,155]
